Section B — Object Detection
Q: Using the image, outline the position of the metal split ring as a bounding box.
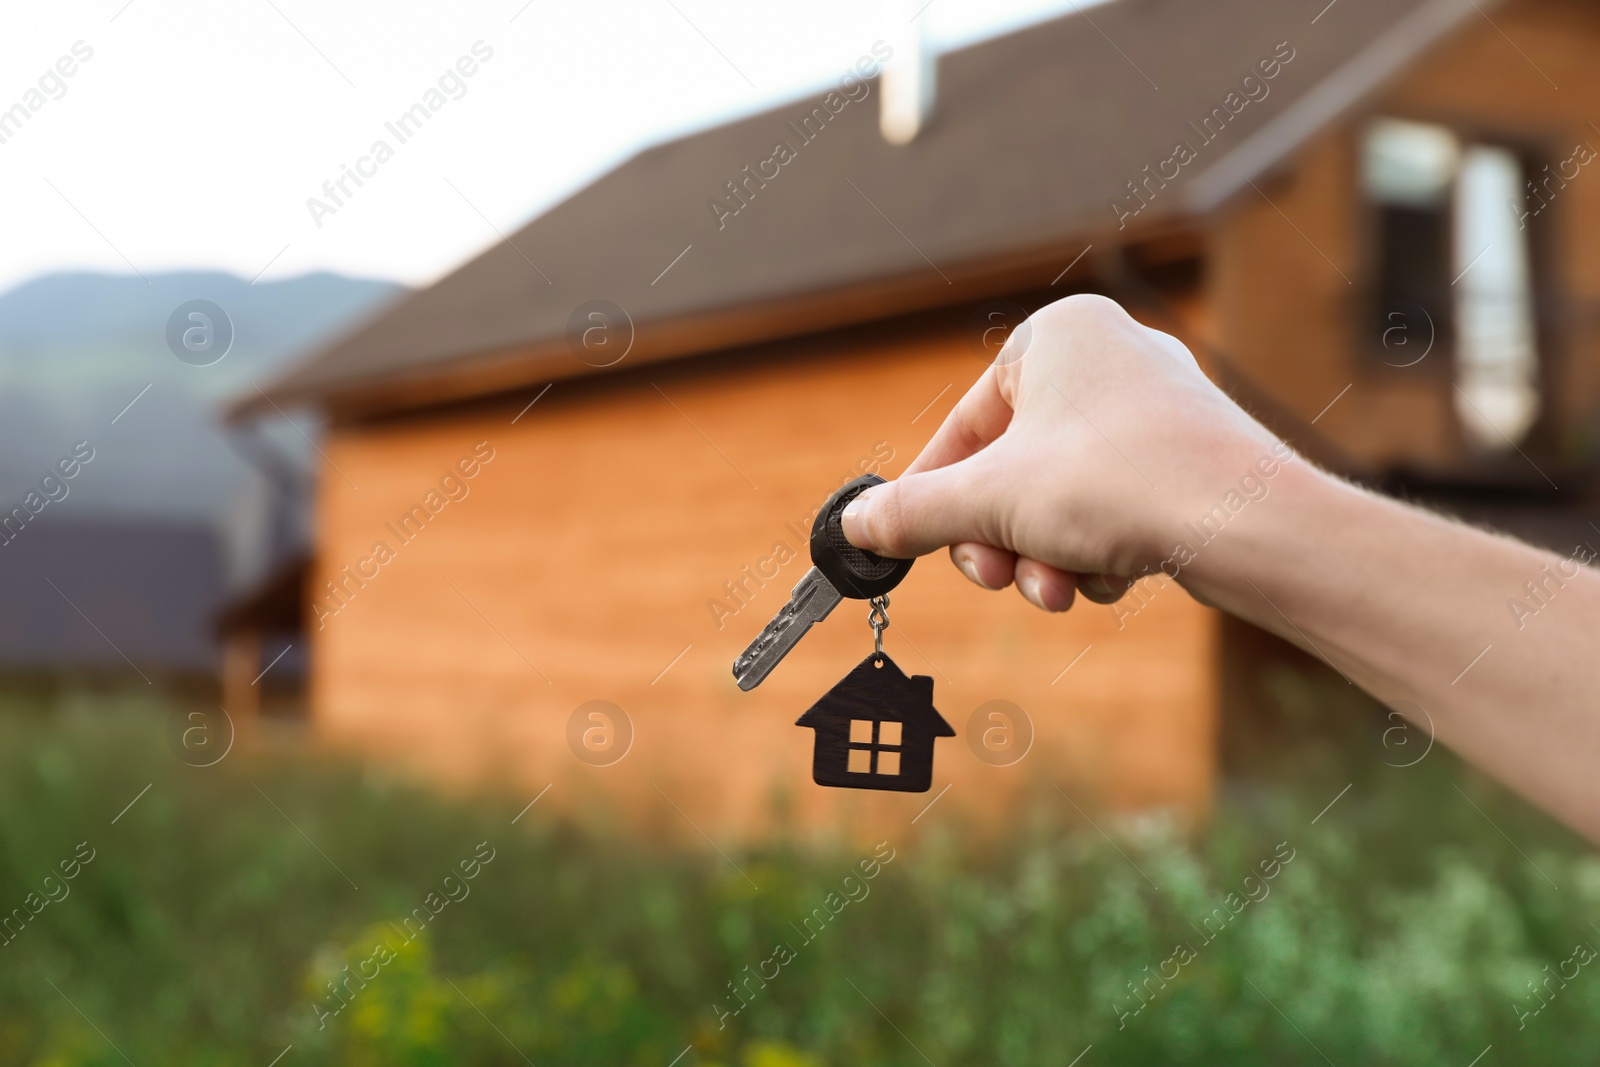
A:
[867,595,891,657]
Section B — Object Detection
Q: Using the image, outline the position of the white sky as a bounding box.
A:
[0,0,1100,296]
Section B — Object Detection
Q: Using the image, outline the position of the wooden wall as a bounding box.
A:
[309,317,1219,843]
[1208,0,1600,470]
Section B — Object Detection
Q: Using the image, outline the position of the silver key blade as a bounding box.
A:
[731,566,844,691]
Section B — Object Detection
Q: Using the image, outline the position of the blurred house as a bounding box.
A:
[0,522,222,691]
[0,270,395,708]
[232,0,1600,832]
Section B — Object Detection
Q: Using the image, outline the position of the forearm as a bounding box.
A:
[1184,460,1600,840]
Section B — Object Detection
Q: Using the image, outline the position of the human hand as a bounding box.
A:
[839,295,1285,612]
[844,297,1600,847]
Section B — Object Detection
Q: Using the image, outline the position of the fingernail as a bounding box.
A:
[1020,575,1046,610]
[840,494,875,550]
[955,553,987,588]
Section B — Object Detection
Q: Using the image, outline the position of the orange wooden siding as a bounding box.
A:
[309,322,1219,841]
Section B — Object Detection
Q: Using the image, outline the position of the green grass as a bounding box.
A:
[0,691,1596,1065]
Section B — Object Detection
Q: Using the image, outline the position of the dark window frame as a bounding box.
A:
[1357,114,1564,462]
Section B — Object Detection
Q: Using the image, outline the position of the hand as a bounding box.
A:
[840,294,1285,613]
[843,294,1600,845]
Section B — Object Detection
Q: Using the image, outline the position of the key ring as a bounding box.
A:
[867,595,890,660]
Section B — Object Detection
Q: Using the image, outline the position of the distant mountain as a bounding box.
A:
[0,271,398,370]
[0,270,402,531]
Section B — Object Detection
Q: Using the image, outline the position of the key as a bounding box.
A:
[731,567,844,691]
[732,474,913,690]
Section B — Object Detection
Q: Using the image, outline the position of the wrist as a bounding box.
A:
[1164,443,1341,615]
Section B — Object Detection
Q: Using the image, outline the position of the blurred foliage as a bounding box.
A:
[0,691,1596,1065]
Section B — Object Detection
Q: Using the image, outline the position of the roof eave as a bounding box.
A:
[1184,0,1489,214]
[228,212,1203,426]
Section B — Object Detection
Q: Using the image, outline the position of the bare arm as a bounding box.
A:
[1191,462,1600,838]
[841,294,1600,841]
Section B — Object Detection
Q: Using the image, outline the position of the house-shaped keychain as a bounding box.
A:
[795,653,954,792]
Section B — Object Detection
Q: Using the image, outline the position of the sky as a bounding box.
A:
[0,0,1103,296]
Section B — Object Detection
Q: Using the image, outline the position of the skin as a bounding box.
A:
[841,294,1600,843]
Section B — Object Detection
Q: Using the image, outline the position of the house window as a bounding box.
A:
[1454,146,1541,447]
[847,718,902,775]
[1363,118,1541,450]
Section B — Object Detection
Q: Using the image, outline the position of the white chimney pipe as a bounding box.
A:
[880,0,935,145]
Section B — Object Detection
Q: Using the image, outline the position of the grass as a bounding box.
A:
[0,688,1596,1065]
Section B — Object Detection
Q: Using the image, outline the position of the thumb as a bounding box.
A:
[840,458,1002,559]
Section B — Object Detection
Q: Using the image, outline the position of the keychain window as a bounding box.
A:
[847,719,903,776]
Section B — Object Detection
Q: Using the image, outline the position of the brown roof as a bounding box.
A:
[238,0,1482,420]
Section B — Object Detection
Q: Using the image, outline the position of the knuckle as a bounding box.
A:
[1037,292,1125,331]
[1155,329,1201,367]
[869,482,912,556]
